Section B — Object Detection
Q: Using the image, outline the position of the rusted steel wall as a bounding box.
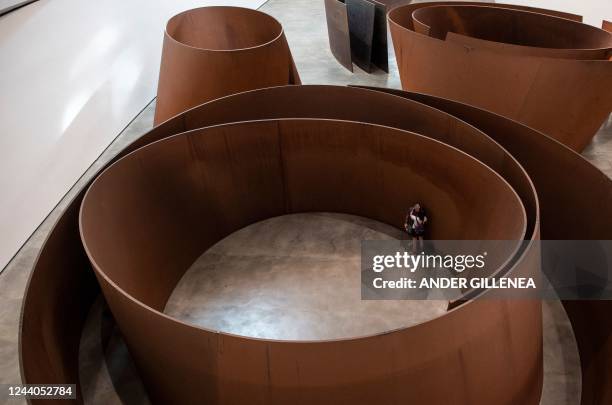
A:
[362,86,612,405]
[79,119,533,404]
[323,0,389,72]
[22,67,612,403]
[324,0,353,71]
[18,4,612,405]
[20,85,550,404]
[388,2,612,152]
[154,7,300,125]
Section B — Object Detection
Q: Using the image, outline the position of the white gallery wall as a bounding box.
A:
[0,0,266,271]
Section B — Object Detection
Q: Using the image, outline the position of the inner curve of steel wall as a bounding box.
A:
[79,117,533,404]
[388,2,612,152]
[154,6,300,125]
[21,84,612,404]
[15,3,612,405]
[360,85,612,405]
[21,85,549,405]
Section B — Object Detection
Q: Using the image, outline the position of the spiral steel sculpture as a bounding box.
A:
[21,82,612,404]
[388,2,612,152]
[17,4,612,405]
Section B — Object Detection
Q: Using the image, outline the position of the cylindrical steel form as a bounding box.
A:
[361,85,612,405]
[79,118,531,404]
[19,84,612,404]
[154,7,300,124]
[388,2,612,152]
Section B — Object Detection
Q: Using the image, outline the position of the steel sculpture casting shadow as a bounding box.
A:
[79,118,531,404]
[388,2,612,152]
[154,6,300,125]
[324,0,389,72]
[21,83,612,404]
[21,85,550,405]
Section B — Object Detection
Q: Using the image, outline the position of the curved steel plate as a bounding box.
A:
[20,85,550,404]
[80,118,531,404]
[388,2,612,152]
[21,80,612,402]
[154,7,300,124]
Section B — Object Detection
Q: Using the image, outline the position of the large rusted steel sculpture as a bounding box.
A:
[361,85,612,405]
[16,65,612,405]
[80,118,533,404]
[13,1,612,403]
[324,0,389,72]
[154,7,300,124]
[388,2,612,152]
[20,85,553,405]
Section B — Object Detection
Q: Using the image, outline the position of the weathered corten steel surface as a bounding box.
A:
[19,82,612,405]
[345,0,376,72]
[324,0,353,71]
[20,85,551,404]
[80,119,533,404]
[362,85,612,405]
[388,2,612,152]
[154,7,300,124]
[323,0,389,72]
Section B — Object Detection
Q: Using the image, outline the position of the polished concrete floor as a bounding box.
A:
[0,0,608,403]
[165,213,447,340]
[75,211,581,404]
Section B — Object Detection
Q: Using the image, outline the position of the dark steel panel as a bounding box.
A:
[370,1,389,72]
[324,0,353,71]
[346,0,376,72]
[324,0,390,72]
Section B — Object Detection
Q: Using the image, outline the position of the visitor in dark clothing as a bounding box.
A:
[404,203,428,253]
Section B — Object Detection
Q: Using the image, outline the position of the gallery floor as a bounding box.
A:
[1,0,610,404]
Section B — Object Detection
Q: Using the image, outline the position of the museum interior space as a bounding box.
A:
[0,0,611,404]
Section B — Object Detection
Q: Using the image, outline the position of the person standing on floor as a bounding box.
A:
[404,203,428,253]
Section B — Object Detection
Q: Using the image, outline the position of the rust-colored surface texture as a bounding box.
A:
[154,6,300,125]
[80,118,535,404]
[16,10,612,402]
[20,85,555,405]
[323,0,389,72]
[324,0,353,71]
[388,2,612,152]
[361,85,612,405]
